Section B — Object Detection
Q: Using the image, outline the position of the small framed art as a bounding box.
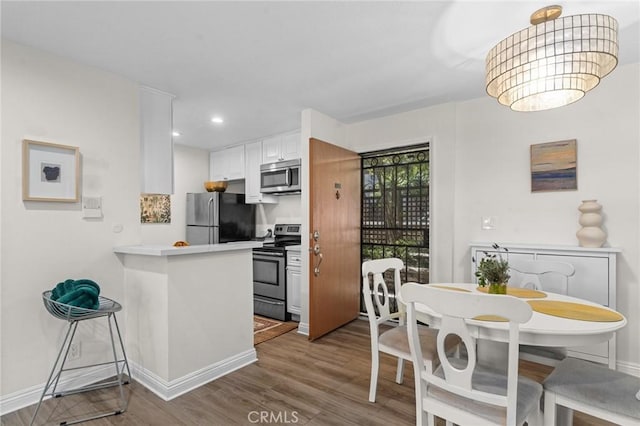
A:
[530,139,577,193]
[140,194,171,223]
[22,139,80,202]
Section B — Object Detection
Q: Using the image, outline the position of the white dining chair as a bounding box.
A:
[508,259,575,367]
[543,357,640,425]
[361,259,457,403]
[401,283,543,426]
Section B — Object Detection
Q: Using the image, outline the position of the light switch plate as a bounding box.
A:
[481,216,496,230]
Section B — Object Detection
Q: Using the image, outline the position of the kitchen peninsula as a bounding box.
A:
[113,241,262,400]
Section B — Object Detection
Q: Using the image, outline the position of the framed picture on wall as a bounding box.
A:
[22,139,80,202]
[530,139,577,192]
[140,194,171,223]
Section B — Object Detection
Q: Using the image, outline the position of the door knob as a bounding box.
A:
[312,230,320,241]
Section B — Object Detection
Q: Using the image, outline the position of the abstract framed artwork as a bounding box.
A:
[140,194,171,223]
[22,139,80,202]
[530,139,577,192]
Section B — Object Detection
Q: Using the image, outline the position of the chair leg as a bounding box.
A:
[31,314,132,426]
[416,384,431,426]
[529,402,543,426]
[111,313,131,381]
[107,313,128,414]
[30,321,77,426]
[395,358,405,384]
[544,391,556,426]
[369,350,380,402]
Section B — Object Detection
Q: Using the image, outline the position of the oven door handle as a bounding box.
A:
[254,251,285,258]
[255,298,284,306]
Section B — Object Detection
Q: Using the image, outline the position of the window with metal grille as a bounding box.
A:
[361,144,429,313]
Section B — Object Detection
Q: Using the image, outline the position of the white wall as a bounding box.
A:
[140,144,209,245]
[0,40,141,401]
[345,63,640,370]
[346,103,458,282]
[255,195,302,234]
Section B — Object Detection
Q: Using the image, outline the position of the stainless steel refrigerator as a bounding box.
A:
[186,192,255,245]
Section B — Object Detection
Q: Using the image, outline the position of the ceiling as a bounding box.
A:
[2,1,639,151]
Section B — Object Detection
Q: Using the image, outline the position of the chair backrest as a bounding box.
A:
[508,259,575,294]
[401,283,532,426]
[362,258,404,332]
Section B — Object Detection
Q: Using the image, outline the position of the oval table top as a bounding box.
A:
[404,283,627,348]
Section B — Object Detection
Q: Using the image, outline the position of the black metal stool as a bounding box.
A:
[31,291,131,425]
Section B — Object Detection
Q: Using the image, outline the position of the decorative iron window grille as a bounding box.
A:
[360,144,429,314]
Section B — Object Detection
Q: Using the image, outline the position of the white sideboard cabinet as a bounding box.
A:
[470,242,620,367]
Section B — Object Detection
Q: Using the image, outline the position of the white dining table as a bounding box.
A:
[404,283,627,369]
[401,283,628,426]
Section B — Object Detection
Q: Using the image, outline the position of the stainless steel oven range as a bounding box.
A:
[253,224,301,321]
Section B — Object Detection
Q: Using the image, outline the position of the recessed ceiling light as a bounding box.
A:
[172,131,181,137]
[211,116,224,124]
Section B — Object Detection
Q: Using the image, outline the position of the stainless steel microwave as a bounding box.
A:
[260,158,301,194]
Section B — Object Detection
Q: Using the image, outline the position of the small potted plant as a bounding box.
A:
[474,243,510,294]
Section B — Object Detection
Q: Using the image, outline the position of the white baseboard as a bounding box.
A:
[131,348,257,401]
[297,316,367,337]
[0,365,114,416]
[1,349,258,415]
[297,322,309,336]
[617,359,640,377]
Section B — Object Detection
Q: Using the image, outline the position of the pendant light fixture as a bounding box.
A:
[486,5,618,112]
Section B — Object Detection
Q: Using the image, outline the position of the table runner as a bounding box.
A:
[476,286,547,299]
[430,285,471,292]
[527,300,624,322]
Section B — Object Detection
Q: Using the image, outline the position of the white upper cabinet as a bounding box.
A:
[210,145,245,181]
[244,141,278,204]
[281,132,301,160]
[262,132,301,163]
[140,86,174,194]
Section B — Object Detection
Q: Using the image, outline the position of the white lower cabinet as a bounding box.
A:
[286,250,302,317]
[470,242,620,367]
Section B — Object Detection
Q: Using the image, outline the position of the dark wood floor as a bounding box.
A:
[2,319,614,425]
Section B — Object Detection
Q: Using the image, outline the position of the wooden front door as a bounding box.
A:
[308,138,361,340]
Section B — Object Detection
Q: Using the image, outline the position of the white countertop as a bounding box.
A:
[285,245,302,251]
[114,241,263,256]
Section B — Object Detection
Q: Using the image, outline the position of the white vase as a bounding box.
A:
[576,200,606,247]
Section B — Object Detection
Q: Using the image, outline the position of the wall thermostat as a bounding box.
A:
[82,196,102,218]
